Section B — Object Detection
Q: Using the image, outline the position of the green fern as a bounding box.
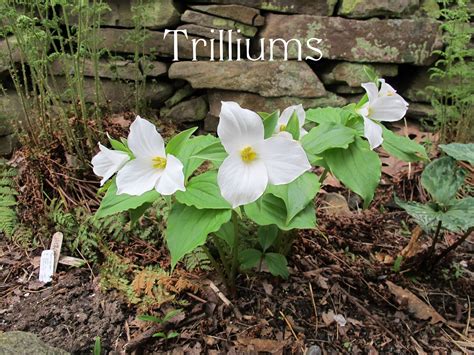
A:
[48,198,128,262]
[183,246,211,271]
[0,161,18,237]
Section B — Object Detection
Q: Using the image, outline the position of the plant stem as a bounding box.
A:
[229,211,240,295]
[319,168,329,184]
[212,236,231,278]
[201,245,226,285]
[427,220,443,261]
[430,227,473,269]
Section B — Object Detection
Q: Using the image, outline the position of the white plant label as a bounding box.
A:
[50,232,63,272]
[39,250,54,283]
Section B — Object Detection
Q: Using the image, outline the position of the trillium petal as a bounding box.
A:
[217,153,268,208]
[128,116,165,160]
[363,117,383,150]
[92,143,130,186]
[356,102,370,118]
[379,79,409,105]
[116,159,162,195]
[361,82,379,103]
[257,136,311,185]
[278,104,305,128]
[369,96,408,122]
[155,154,185,195]
[218,101,264,154]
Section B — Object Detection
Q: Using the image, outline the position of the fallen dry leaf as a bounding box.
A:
[386,281,445,324]
[375,252,395,264]
[237,337,286,353]
[321,192,351,216]
[400,226,426,259]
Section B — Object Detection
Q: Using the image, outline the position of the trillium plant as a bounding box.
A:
[92,76,428,291]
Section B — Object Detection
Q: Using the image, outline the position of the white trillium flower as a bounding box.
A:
[92,143,130,186]
[357,79,409,150]
[116,116,185,196]
[217,102,311,208]
[274,104,308,138]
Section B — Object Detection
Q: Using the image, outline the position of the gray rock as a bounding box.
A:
[0,134,18,156]
[337,0,419,18]
[66,0,181,29]
[50,58,168,80]
[329,85,365,94]
[320,62,398,87]
[189,5,264,26]
[161,96,208,123]
[52,77,173,111]
[0,331,69,354]
[181,10,258,37]
[401,68,436,103]
[0,92,23,136]
[306,345,322,355]
[176,24,247,44]
[207,90,346,117]
[169,61,326,98]
[407,102,436,119]
[0,36,21,73]
[187,0,337,15]
[164,84,195,108]
[96,28,229,60]
[258,15,443,65]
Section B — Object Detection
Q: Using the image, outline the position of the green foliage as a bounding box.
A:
[302,122,356,162]
[267,172,320,222]
[95,180,160,219]
[429,0,474,143]
[93,337,101,355]
[138,308,182,339]
[49,199,127,262]
[261,110,280,138]
[244,193,316,231]
[183,246,211,271]
[439,143,474,165]
[323,137,381,208]
[240,225,289,278]
[0,162,17,237]
[166,203,232,268]
[176,171,230,210]
[421,157,466,206]
[397,152,472,234]
[286,111,300,140]
[382,127,428,162]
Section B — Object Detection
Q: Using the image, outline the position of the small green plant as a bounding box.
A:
[138,309,182,339]
[93,336,101,355]
[429,0,474,143]
[0,160,17,237]
[396,143,474,269]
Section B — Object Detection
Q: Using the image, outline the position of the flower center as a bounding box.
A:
[367,107,374,117]
[279,124,287,132]
[387,91,395,96]
[152,156,167,169]
[240,146,257,163]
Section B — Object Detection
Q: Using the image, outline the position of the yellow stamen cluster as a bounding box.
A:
[152,156,167,169]
[387,91,395,96]
[240,146,257,163]
[279,124,287,132]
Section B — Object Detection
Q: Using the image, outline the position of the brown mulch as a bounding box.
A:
[1,195,473,354]
[1,115,472,354]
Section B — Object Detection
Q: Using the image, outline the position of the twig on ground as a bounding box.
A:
[309,282,318,336]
